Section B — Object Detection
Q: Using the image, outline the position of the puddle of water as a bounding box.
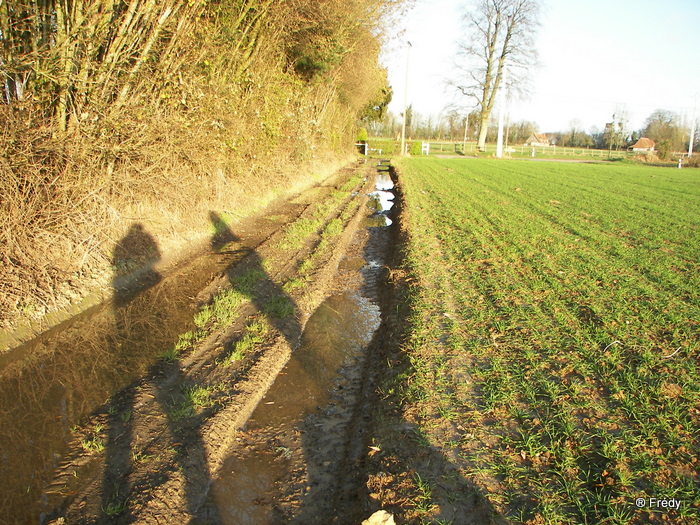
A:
[251,293,380,427]
[366,172,394,222]
[375,171,394,191]
[203,449,281,523]
[338,257,366,272]
[0,243,255,520]
[367,191,394,212]
[203,293,380,524]
[361,215,393,228]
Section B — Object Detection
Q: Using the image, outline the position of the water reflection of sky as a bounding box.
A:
[368,191,394,212]
[375,172,394,192]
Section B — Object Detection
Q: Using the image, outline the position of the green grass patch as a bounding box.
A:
[322,217,343,238]
[80,422,105,453]
[280,217,323,249]
[279,173,358,250]
[289,217,346,282]
[313,190,346,219]
[195,287,247,331]
[264,295,294,318]
[298,258,314,275]
[169,383,221,421]
[340,174,362,192]
[159,330,199,362]
[208,211,236,236]
[230,268,266,295]
[103,499,128,517]
[222,318,269,366]
[283,276,306,293]
[394,157,700,523]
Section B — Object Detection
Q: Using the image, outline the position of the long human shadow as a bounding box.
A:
[101,220,224,521]
[182,212,307,522]
[102,223,163,519]
[211,211,303,350]
[152,209,303,520]
[152,212,302,521]
[98,210,306,521]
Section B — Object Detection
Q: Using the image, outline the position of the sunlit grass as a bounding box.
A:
[222,318,269,366]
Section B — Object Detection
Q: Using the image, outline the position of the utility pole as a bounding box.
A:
[400,41,412,157]
[462,112,469,154]
[495,62,507,158]
[505,112,511,150]
[689,97,697,157]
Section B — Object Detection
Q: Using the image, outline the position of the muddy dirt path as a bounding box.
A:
[194,167,397,524]
[1,198,306,523]
[0,159,399,524]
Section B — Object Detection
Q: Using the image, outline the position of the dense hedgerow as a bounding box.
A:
[0,0,407,332]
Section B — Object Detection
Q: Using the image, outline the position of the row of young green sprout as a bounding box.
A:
[393,158,699,523]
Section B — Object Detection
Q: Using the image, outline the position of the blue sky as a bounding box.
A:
[383,0,700,133]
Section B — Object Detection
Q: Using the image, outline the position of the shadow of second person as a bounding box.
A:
[112,222,162,306]
[208,211,302,349]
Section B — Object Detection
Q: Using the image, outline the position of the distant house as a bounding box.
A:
[629,137,655,152]
[525,133,550,146]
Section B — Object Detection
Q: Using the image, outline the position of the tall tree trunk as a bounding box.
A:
[54,2,72,132]
[477,115,489,151]
[113,3,175,109]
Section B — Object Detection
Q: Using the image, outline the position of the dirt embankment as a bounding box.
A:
[0,145,353,354]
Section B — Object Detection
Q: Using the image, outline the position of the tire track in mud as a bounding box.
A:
[192,162,399,524]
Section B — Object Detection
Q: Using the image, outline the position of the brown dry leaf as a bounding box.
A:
[368,445,381,457]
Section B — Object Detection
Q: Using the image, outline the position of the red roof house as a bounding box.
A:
[629,137,655,152]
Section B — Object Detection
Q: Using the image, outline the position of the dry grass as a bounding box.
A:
[0,95,348,338]
[0,0,403,343]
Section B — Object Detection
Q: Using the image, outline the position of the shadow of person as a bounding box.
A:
[112,223,162,307]
[210,211,302,351]
[100,210,303,521]
[102,222,163,518]
[189,213,304,522]
[102,220,226,521]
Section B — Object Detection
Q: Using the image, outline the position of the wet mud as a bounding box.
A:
[194,163,397,523]
[0,163,369,523]
[0,230,262,523]
[198,292,380,524]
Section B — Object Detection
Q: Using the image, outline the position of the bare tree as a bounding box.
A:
[450,0,539,151]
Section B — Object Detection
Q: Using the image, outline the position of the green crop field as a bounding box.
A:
[394,157,700,523]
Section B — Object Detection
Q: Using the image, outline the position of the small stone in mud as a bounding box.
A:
[362,510,396,525]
